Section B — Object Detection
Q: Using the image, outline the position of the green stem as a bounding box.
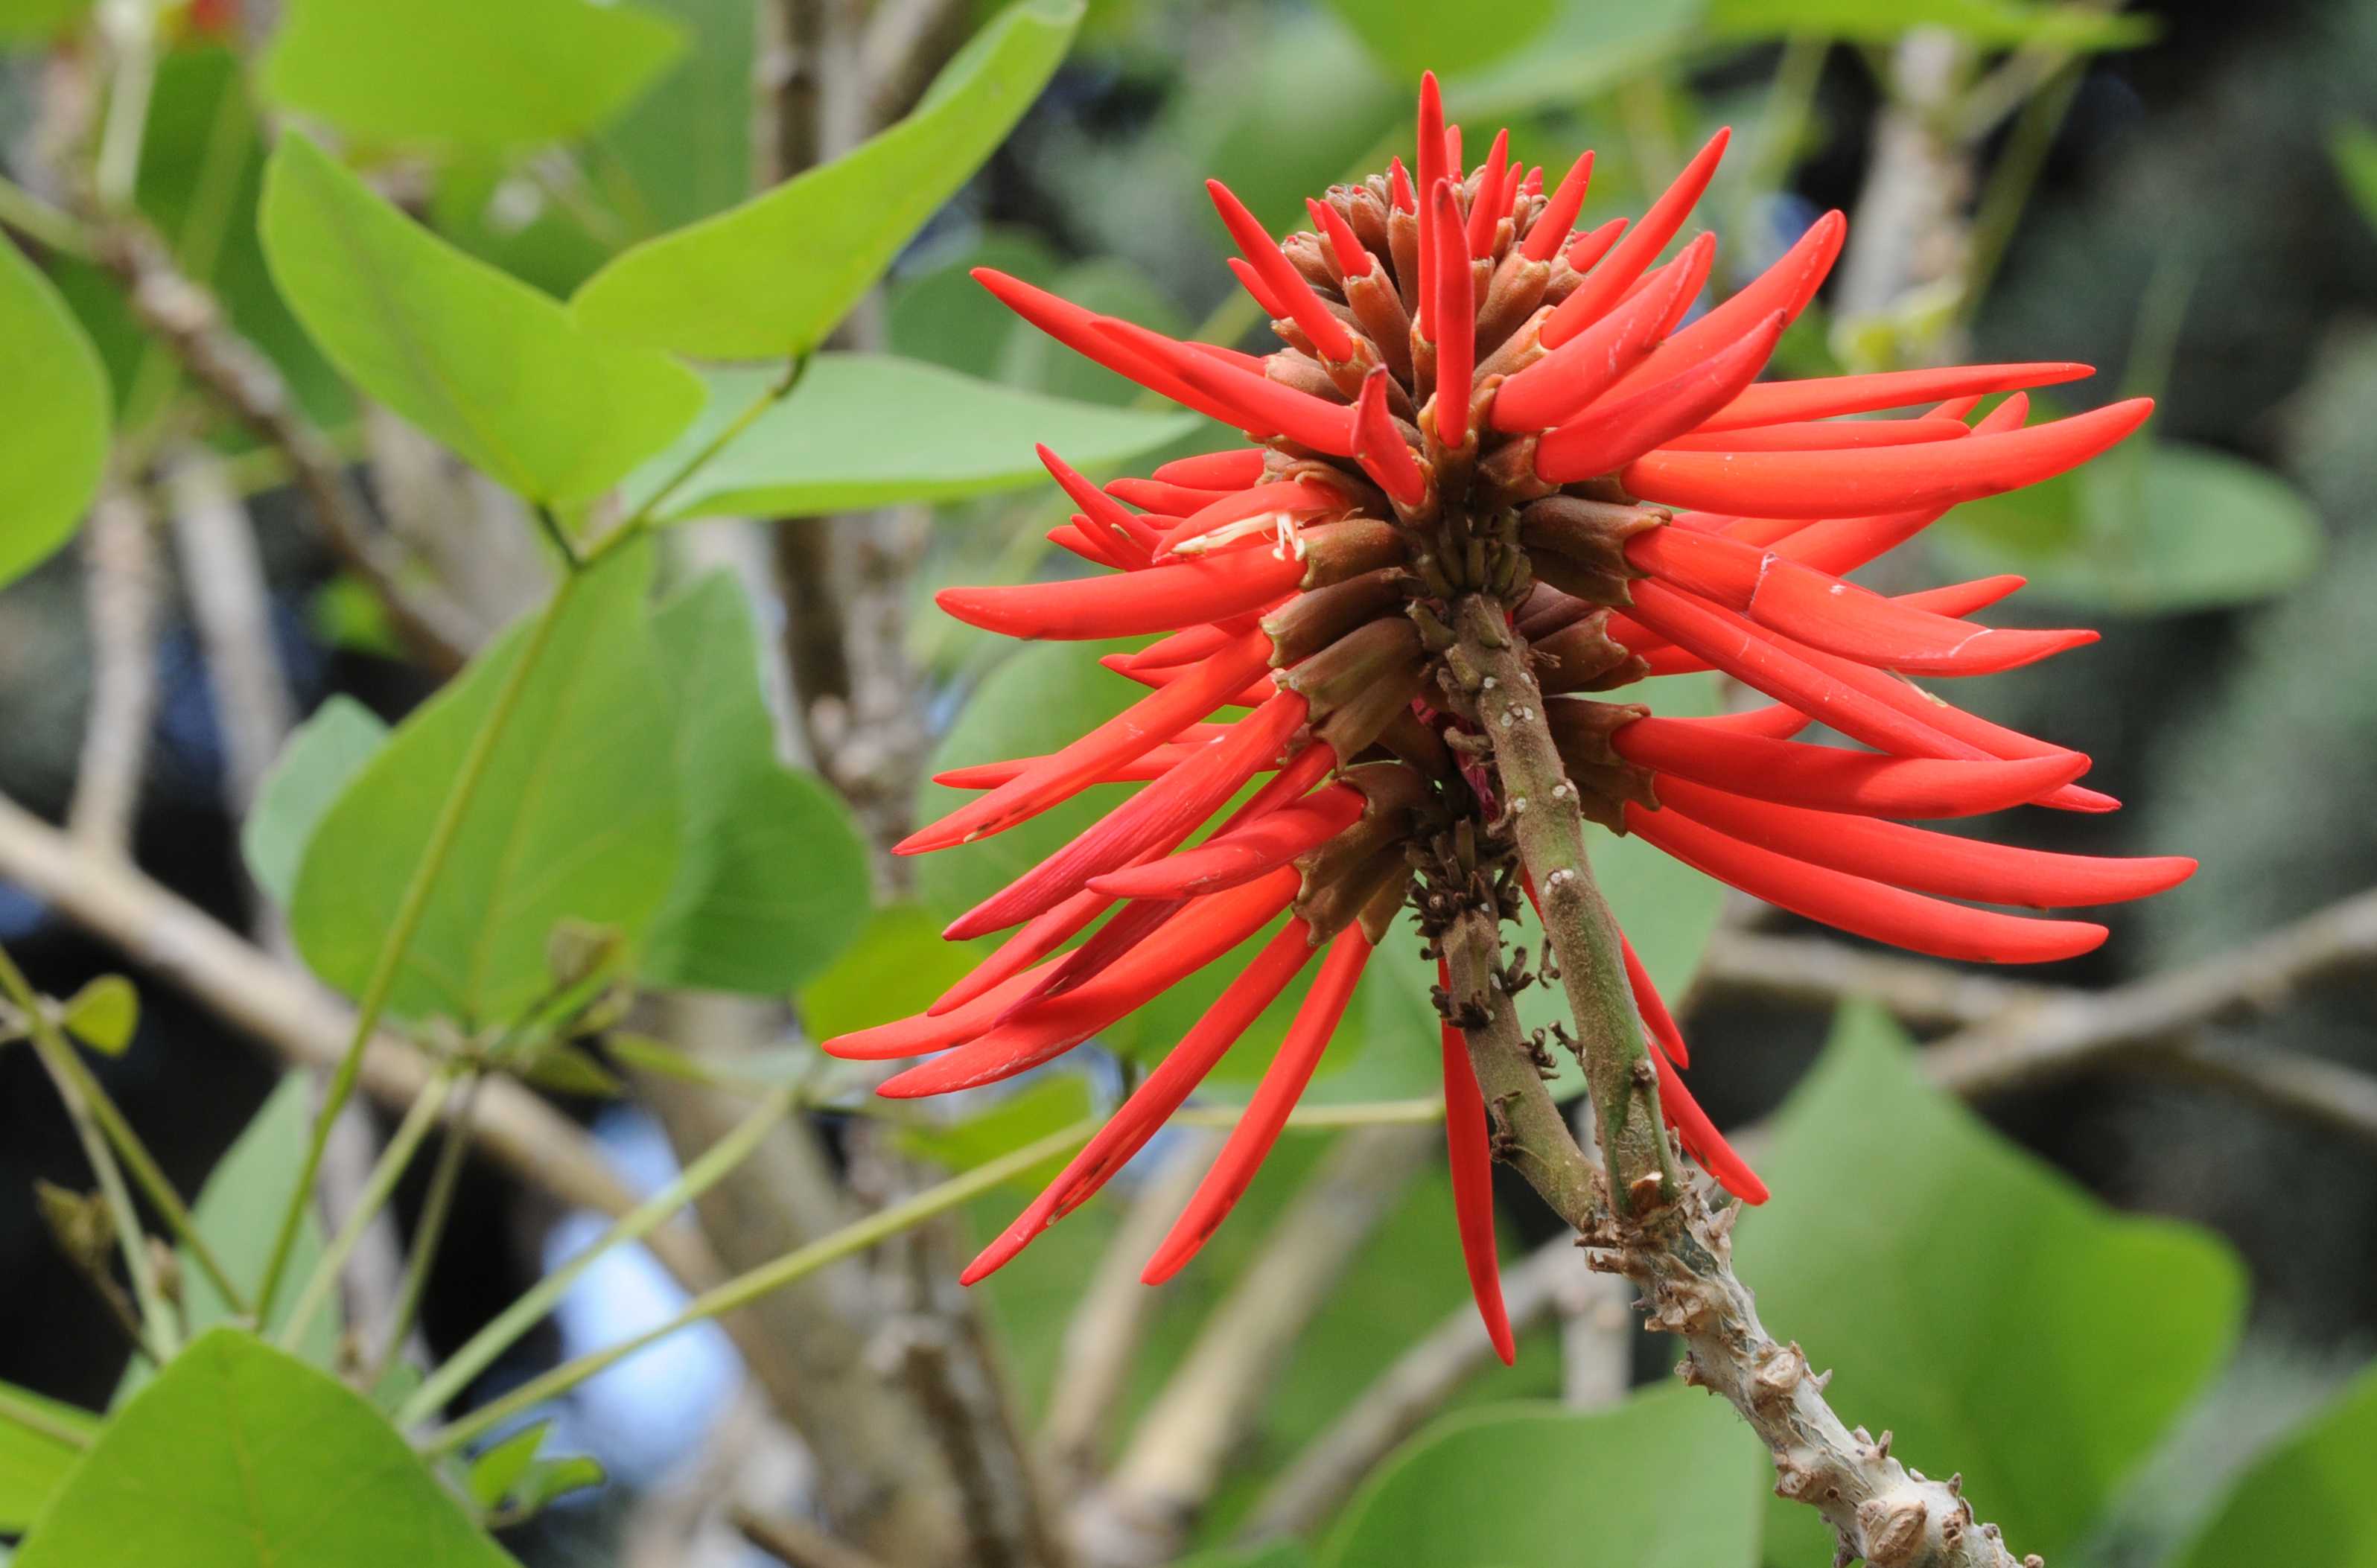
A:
[363,1074,484,1387]
[279,1068,462,1354]
[600,354,809,550]
[0,1384,91,1453]
[32,1017,246,1311]
[0,173,97,258]
[1961,55,2085,322]
[396,1085,796,1427]
[94,5,158,211]
[421,1118,1095,1455]
[1451,595,1677,1212]
[253,566,590,1319]
[1,943,181,1357]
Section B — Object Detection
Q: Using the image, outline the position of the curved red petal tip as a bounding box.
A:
[1539,127,1730,348]
[1209,177,1356,363]
[1355,366,1428,509]
[1428,179,1475,446]
[1521,149,1594,263]
[1466,128,1512,256]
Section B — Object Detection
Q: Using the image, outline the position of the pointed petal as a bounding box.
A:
[1492,233,1714,434]
[1089,785,1366,899]
[1696,363,2090,432]
[1535,309,1787,482]
[1439,957,1516,1364]
[1155,448,1268,489]
[1355,366,1428,509]
[1521,150,1594,262]
[1429,179,1476,445]
[1614,210,1844,397]
[1613,714,2084,818]
[1209,178,1357,362]
[935,549,1305,642]
[1540,128,1730,347]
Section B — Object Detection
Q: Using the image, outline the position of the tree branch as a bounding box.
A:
[69,480,161,854]
[85,212,478,674]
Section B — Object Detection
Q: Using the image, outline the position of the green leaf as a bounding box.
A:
[0,238,109,591]
[1320,0,1559,80]
[1437,0,1699,121]
[640,572,871,995]
[19,1328,520,1567]
[2177,1359,2377,1568]
[0,0,88,41]
[260,134,702,504]
[260,0,682,153]
[465,1421,550,1508]
[117,1077,338,1406]
[1170,1546,1314,1568]
[620,356,1196,523]
[1736,1004,2245,1567]
[1320,1390,1767,1567]
[290,547,682,1027]
[58,976,138,1057]
[599,0,758,234]
[243,697,390,908]
[571,0,1084,359]
[0,1383,95,1533]
[1705,0,2153,48]
[2335,121,2377,239]
[1936,441,2321,613]
[993,255,1187,408]
[799,905,986,1045]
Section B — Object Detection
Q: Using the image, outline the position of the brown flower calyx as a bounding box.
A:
[1517,496,1668,607]
[1540,697,1661,833]
[1291,763,1430,943]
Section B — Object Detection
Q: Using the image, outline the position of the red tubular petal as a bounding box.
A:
[960,920,1321,1284]
[946,692,1310,939]
[1209,178,1358,363]
[927,885,1116,1016]
[1540,127,1730,348]
[1142,926,1375,1283]
[1669,704,1812,741]
[1615,714,2084,818]
[1658,415,1968,452]
[1156,449,1267,489]
[1416,73,1448,338]
[1766,633,2120,813]
[1109,477,1232,514]
[977,268,1246,423]
[1522,150,1594,262]
[1696,363,2090,432]
[1492,235,1714,434]
[1620,930,1689,1069]
[1467,128,1511,257]
[1654,777,2198,907]
[1626,803,2107,963]
[823,966,1054,1060]
[1097,318,1361,456]
[900,632,1273,853]
[934,738,1216,791]
[1049,521,1119,567]
[936,549,1305,643]
[1628,398,2152,520]
[1563,215,1628,273]
[1390,156,1416,213]
[1625,527,2096,676]
[1429,179,1476,445]
[1764,394,2031,573]
[1649,1048,1768,1204]
[1124,623,1238,672]
[1227,255,1286,319]
[879,868,1304,1099]
[1614,210,1845,398]
[1438,957,1516,1364]
[1621,581,2030,761]
[1311,197,1370,278]
[1900,576,2026,619]
[1089,785,1365,900]
[1536,310,1787,482]
[1355,367,1428,509]
[1156,478,1349,558]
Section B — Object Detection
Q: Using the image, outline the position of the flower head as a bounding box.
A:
[826,73,2191,1360]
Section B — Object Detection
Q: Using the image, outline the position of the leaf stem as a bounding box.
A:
[419,1118,1095,1455]
[1,942,182,1358]
[253,565,591,1319]
[0,173,98,258]
[397,1084,795,1426]
[363,1073,485,1389]
[279,1066,463,1354]
[15,998,248,1311]
[602,354,810,546]
[0,1383,92,1453]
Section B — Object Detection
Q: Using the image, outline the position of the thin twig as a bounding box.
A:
[734,1507,898,1568]
[69,480,162,854]
[85,211,478,673]
[365,1072,484,1385]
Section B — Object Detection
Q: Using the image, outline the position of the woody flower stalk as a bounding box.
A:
[827,71,2187,1564]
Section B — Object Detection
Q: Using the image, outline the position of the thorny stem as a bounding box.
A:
[1449,593,1678,1211]
[1,943,181,1359]
[419,1119,1098,1457]
[254,564,590,1320]
[1440,907,1598,1226]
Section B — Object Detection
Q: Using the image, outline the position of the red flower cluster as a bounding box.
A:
[826,74,2191,1360]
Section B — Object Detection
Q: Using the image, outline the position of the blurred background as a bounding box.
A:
[2,0,2376,1565]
